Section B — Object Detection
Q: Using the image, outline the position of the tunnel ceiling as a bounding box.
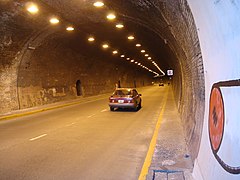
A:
[4,0,178,77]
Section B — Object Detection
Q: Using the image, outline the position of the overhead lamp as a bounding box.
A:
[120,55,125,58]
[145,54,149,57]
[131,60,134,63]
[136,44,141,47]
[93,1,104,7]
[141,50,146,53]
[148,57,152,60]
[116,23,124,29]
[112,50,118,54]
[138,63,141,65]
[126,58,130,60]
[49,18,59,24]
[107,13,116,20]
[66,26,74,31]
[26,3,39,14]
[88,37,95,42]
[135,62,138,64]
[128,35,135,40]
[102,44,109,49]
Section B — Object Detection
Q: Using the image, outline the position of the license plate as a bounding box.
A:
[118,100,124,103]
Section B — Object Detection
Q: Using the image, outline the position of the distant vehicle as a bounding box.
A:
[109,88,142,111]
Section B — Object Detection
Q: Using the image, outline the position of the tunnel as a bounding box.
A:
[0,0,239,179]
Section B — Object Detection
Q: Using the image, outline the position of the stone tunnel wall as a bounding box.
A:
[0,1,47,113]
[161,0,205,160]
[135,0,205,160]
[17,31,151,110]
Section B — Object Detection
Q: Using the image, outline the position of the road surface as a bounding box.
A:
[0,86,168,180]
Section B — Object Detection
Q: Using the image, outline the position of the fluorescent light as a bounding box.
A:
[128,35,135,40]
[88,37,95,42]
[116,24,124,29]
[26,3,39,14]
[107,13,116,20]
[93,1,104,7]
[49,18,59,24]
[141,50,146,53]
[136,44,141,47]
[113,50,118,54]
[66,26,74,31]
[102,44,109,49]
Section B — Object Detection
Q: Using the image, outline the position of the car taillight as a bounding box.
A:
[109,98,115,103]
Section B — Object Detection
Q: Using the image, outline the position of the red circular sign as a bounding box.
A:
[209,87,224,152]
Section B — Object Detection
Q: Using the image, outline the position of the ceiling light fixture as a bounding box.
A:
[116,23,124,29]
[66,26,74,31]
[113,50,118,54]
[102,44,109,49]
[49,18,59,24]
[148,57,152,60]
[141,50,146,53]
[93,1,104,7]
[26,3,39,14]
[128,35,135,40]
[120,55,125,58]
[88,37,95,42]
[136,44,141,47]
[145,54,149,57]
[107,13,116,20]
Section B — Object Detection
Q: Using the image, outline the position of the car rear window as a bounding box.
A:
[114,90,132,96]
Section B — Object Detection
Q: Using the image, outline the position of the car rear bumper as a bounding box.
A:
[109,103,136,108]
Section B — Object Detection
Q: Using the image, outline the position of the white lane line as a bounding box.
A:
[87,114,95,118]
[29,134,47,141]
[101,109,107,112]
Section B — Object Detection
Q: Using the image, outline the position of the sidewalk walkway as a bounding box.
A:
[146,87,193,180]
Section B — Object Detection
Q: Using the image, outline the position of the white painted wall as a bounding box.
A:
[187,0,240,179]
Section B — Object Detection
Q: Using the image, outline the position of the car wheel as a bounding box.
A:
[110,107,114,111]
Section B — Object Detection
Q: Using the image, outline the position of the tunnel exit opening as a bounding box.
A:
[76,80,82,96]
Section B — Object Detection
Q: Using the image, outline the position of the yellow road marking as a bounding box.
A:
[138,87,169,180]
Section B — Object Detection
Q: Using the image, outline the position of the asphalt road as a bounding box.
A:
[0,86,168,180]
